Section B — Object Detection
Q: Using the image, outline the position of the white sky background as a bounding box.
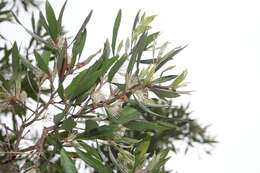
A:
[1,0,260,172]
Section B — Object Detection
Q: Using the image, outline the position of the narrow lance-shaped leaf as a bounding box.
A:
[75,148,113,173]
[34,51,49,74]
[39,12,50,34]
[58,0,68,28]
[12,42,20,79]
[72,10,93,44]
[65,69,102,100]
[171,70,188,90]
[134,136,151,168]
[112,9,122,55]
[78,141,101,160]
[60,148,78,173]
[113,106,140,124]
[133,15,156,41]
[132,10,141,36]
[127,31,147,74]
[152,75,177,84]
[57,39,68,83]
[45,0,60,40]
[70,29,87,68]
[155,45,187,71]
[12,43,21,92]
[108,54,127,82]
[152,88,180,99]
[144,32,160,50]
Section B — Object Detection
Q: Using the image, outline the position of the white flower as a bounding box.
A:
[134,88,148,102]
[91,91,106,104]
[106,100,124,118]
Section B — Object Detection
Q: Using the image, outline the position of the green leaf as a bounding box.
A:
[155,46,186,71]
[133,15,156,41]
[34,51,49,74]
[171,70,188,90]
[58,0,68,28]
[114,106,140,124]
[101,39,111,59]
[71,29,87,68]
[75,148,113,173]
[57,84,65,100]
[54,113,64,124]
[12,42,20,79]
[20,56,38,72]
[60,148,78,173]
[127,31,147,74]
[78,141,101,161]
[22,71,39,100]
[85,120,98,132]
[112,9,122,55]
[77,125,118,140]
[62,119,76,131]
[145,32,160,49]
[152,75,177,84]
[66,55,117,100]
[39,12,50,34]
[124,120,172,131]
[45,0,60,40]
[133,96,166,118]
[72,10,93,44]
[152,88,180,99]
[65,69,102,100]
[41,50,51,66]
[132,10,141,35]
[147,149,170,173]
[108,54,127,82]
[134,136,151,168]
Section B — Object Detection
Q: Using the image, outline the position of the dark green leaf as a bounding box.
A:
[60,148,78,173]
[58,0,68,28]
[155,46,187,71]
[71,29,87,68]
[65,69,102,100]
[171,70,188,90]
[45,0,60,40]
[75,148,112,173]
[62,119,76,131]
[145,32,160,49]
[125,120,171,131]
[34,51,49,73]
[12,42,20,78]
[77,125,118,140]
[132,10,141,35]
[108,54,127,82]
[39,12,50,34]
[72,10,93,44]
[127,31,147,74]
[152,88,180,99]
[101,39,111,59]
[54,113,64,124]
[112,9,122,55]
[134,136,150,168]
[114,106,140,124]
[78,141,101,161]
[152,75,177,84]
[85,120,98,132]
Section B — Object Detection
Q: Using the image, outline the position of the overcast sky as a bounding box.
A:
[1,0,260,172]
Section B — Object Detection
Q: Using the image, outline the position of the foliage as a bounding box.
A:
[0,1,216,173]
